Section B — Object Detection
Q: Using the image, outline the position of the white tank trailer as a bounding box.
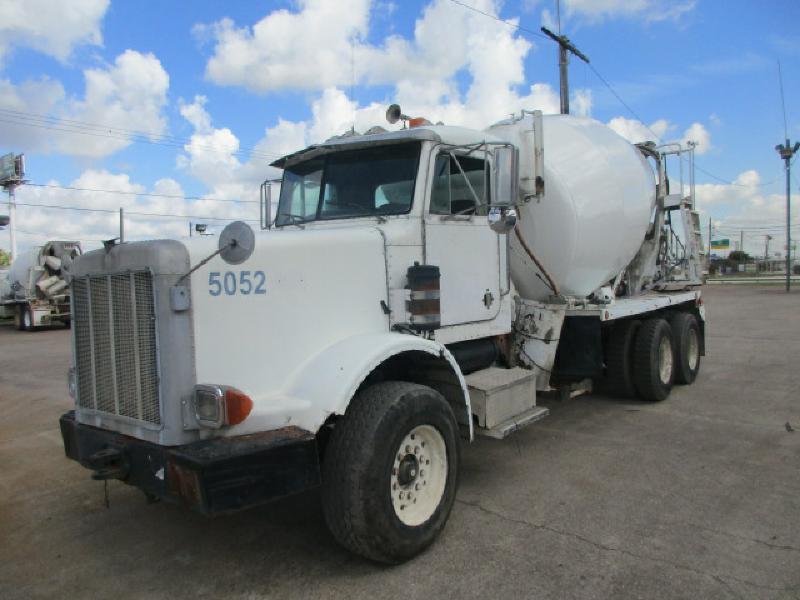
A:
[0,240,81,330]
[58,110,706,564]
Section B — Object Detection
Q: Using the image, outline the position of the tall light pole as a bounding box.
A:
[775,140,799,291]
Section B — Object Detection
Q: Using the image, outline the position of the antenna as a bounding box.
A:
[778,60,788,140]
[556,0,561,34]
[350,35,356,133]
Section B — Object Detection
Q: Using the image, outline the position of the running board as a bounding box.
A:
[475,406,550,439]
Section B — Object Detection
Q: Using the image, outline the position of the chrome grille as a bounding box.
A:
[72,271,160,425]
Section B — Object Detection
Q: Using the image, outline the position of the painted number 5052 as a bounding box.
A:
[208,271,266,296]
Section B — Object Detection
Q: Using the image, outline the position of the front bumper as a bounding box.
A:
[59,411,321,514]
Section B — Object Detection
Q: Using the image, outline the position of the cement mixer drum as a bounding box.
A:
[488,114,657,300]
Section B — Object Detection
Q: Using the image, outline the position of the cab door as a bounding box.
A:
[424,151,503,326]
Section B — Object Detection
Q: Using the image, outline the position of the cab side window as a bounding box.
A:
[430,154,489,216]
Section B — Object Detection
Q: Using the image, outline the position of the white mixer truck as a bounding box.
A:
[0,240,82,330]
[59,109,706,563]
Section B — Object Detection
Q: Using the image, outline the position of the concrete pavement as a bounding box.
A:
[1,285,798,599]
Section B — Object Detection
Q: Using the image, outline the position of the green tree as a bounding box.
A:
[0,249,10,266]
[728,250,750,262]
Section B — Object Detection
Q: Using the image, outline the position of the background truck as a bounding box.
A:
[0,240,81,330]
[59,108,706,564]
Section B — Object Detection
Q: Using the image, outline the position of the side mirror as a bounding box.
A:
[488,206,517,234]
[491,145,519,207]
[489,145,519,234]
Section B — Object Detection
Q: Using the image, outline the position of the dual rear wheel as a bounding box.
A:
[603,311,701,402]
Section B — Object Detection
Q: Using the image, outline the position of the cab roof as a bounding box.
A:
[270,125,502,169]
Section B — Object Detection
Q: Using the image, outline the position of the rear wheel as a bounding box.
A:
[633,318,674,402]
[321,381,460,564]
[669,312,701,384]
[14,305,25,331]
[603,319,641,398]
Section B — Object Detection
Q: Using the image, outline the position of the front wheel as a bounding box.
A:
[321,381,460,564]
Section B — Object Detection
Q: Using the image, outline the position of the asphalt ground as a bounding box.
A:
[1,285,798,599]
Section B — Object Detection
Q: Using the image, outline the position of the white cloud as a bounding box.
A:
[176,96,282,217]
[606,117,710,154]
[0,49,170,158]
[681,122,711,155]
[562,0,696,24]
[694,169,799,256]
[0,0,109,65]
[607,116,671,144]
[198,0,370,93]
[10,170,193,251]
[197,0,592,130]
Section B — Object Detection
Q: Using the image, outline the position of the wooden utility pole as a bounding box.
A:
[540,26,590,115]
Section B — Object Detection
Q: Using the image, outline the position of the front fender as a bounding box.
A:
[283,332,473,440]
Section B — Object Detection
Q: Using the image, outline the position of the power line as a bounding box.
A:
[26,182,259,204]
[446,0,549,40]
[0,107,284,161]
[11,201,258,223]
[13,228,109,242]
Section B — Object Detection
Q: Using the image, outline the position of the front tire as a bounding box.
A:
[321,381,460,564]
[633,318,674,402]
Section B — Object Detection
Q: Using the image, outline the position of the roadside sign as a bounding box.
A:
[711,239,730,249]
[0,153,15,181]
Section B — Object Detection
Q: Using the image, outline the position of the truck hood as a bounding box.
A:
[187,226,389,420]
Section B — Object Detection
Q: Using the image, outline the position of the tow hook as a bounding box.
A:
[87,447,130,481]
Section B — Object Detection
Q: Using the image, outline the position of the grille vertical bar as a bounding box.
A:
[73,271,160,425]
[72,278,95,410]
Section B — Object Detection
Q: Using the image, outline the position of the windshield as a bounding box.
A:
[276,143,420,226]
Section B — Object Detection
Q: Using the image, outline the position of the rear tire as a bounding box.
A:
[604,319,641,398]
[321,381,460,564]
[14,305,25,331]
[633,318,674,402]
[669,312,701,385]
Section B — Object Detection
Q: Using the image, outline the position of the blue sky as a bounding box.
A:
[1,0,799,256]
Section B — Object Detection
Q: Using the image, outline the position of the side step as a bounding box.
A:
[466,366,549,439]
[474,406,549,439]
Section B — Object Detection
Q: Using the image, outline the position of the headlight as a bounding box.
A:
[193,385,253,428]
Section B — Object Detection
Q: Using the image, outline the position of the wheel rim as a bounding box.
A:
[686,328,699,371]
[658,336,673,384]
[390,424,447,527]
